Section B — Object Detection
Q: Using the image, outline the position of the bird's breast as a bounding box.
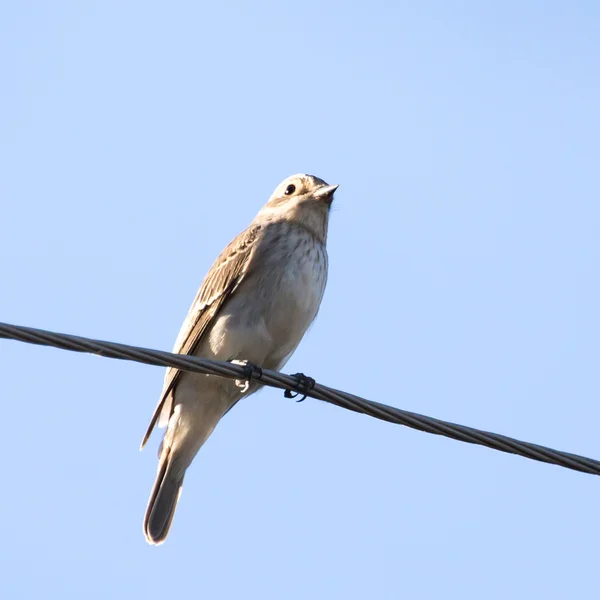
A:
[259,230,328,345]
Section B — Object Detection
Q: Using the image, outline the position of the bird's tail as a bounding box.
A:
[143,446,185,545]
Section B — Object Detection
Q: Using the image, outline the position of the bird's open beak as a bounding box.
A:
[314,184,339,203]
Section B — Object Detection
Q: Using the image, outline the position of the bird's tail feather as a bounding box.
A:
[144,447,185,545]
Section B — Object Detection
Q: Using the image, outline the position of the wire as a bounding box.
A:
[1,321,598,476]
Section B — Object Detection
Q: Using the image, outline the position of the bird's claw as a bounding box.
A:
[231,359,263,393]
[284,373,316,402]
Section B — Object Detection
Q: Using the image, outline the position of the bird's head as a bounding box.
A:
[258,174,338,242]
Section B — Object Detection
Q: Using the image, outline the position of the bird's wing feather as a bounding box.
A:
[140,224,262,449]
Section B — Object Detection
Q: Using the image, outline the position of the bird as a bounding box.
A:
[141,173,338,544]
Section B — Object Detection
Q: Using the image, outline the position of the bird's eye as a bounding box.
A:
[284,184,296,195]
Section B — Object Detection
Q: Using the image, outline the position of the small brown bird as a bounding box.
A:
[141,173,338,544]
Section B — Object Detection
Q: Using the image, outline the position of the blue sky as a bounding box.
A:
[2,1,599,598]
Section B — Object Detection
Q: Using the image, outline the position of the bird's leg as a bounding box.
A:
[230,359,263,393]
[284,373,316,403]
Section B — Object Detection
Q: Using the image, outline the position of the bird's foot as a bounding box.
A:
[284,373,316,402]
[231,359,263,393]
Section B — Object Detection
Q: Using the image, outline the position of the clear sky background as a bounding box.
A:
[1,2,599,598]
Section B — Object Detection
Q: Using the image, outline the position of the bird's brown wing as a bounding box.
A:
[140,224,262,449]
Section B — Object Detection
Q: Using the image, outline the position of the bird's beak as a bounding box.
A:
[314,184,339,203]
